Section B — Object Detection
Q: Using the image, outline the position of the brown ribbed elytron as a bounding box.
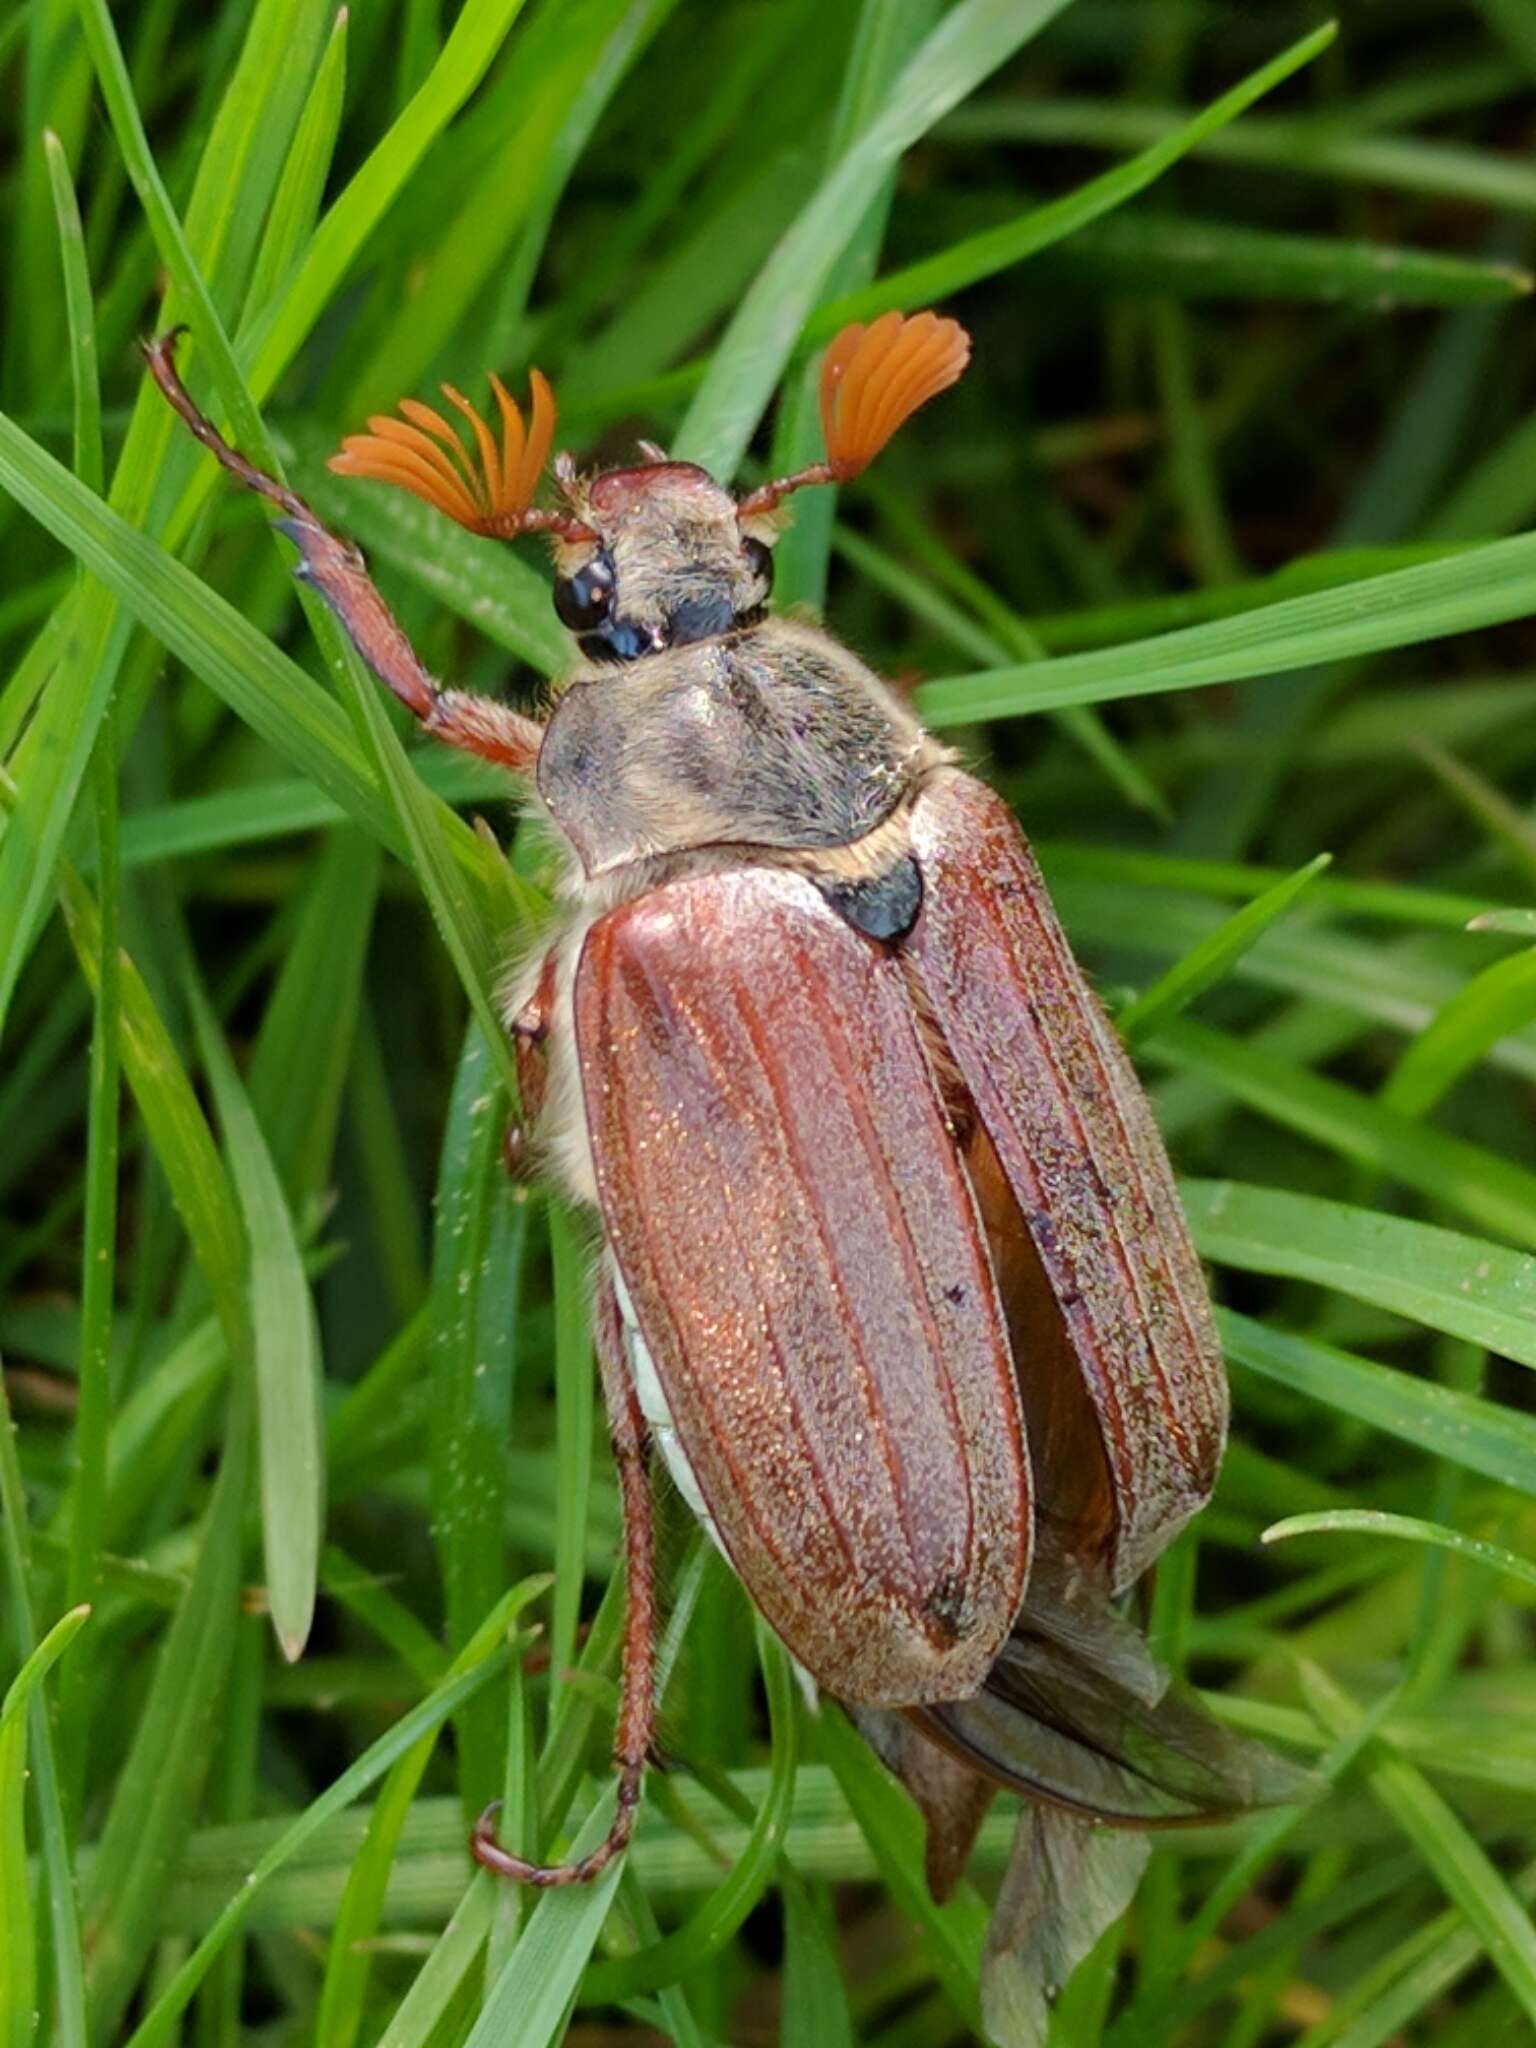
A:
[145,312,1304,2031]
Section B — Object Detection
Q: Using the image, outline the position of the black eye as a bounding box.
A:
[554,551,616,633]
[742,535,774,596]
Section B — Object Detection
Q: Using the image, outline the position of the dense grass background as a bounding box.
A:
[5,0,1536,2041]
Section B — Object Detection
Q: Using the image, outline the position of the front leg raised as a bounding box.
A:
[143,331,544,776]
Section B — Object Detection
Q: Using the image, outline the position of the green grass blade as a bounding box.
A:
[240,4,349,324]
[676,0,1077,478]
[73,0,299,500]
[1317,1864,1536,2048]
[162,0,330,327]
[83,1395,253,2039]
[582,1622,800,2002]
[43,123,119,1832]
[54,864,248,1361]
[1044,209,1533,308]
[1184,1181,1536,1368]
[942,95,1536,215]
[918,532,1536,725]
[1472,909,1536,936]
[1265,1512,1536,1596]
[1220,1309,1536,1496]
[818,1703,987,2037]
[1301,1661,1536,2031]
[246,829,382,1203]
[781,1874,856,2048]
[187,979,324,1663]
[461,1806,627,2048]
[547,1200,594,1723]
[1153,1018,1536,1251]
[374,1877,496,2048]
[1119,854,1331,1045]
[0,1604,89,2048]
[1382,945,1536,1120]
[70,14,528,1098]
[836,512,1165,816]
[247,0,530,393]
[316,1579,547,2048]
[815,21,1336,332]
[765,0,944,614]
[122,1641,513,2048]
[430,1026,524,1807]
[0,412,402,848]
[0,1370,87,2048]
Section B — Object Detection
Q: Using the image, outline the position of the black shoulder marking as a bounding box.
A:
[816,854,923,942]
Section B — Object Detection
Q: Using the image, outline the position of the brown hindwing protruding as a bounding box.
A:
[905,771,1228,1590]
[574,866,1032,1706]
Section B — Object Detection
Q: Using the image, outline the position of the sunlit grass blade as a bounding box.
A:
[0,413,400,847]
[248,0,529,393]
[72,15,530,1094]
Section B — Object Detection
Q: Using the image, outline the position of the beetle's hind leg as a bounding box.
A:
[472,1280,656,1886]
[142,330,544,776]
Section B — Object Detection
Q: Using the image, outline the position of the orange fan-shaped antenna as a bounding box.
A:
[820,311,970,478]
[737,310,970,518]
[329,370,594,541]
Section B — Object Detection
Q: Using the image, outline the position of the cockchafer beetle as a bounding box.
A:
[146,312,1305,2036]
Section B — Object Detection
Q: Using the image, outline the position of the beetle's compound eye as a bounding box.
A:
[554,550,616,633]
[742,535,774,597]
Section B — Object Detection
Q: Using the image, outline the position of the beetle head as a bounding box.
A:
[328,310,969,665]
[546,457,774,664]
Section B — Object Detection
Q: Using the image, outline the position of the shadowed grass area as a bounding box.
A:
[4,2,1536,2043]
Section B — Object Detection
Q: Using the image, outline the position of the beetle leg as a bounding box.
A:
[141,330,544,775]
[472,1281,656,1886]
